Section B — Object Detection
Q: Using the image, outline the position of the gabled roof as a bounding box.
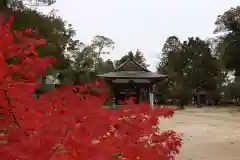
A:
[97,55,167,80]
[114,56,150,72]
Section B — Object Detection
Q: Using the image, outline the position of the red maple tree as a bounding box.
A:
[0,16,182,160]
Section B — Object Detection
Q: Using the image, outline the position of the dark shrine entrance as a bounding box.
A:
[113,80,149,104]
[98,56,166,106]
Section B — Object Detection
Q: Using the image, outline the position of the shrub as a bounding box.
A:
[0,16,182,160]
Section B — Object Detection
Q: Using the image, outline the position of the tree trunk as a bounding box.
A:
[0,0,10,27]
[177,99,184,110]
[235,70,240,106]
[177,103,184,110]
[73,71,81,85]
[196,93,202,108]
[0,0,8,10]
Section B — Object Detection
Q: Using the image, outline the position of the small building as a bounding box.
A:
[97,56,166,106]
[192,87,207,106]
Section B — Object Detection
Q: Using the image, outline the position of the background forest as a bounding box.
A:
[2,0,240,107]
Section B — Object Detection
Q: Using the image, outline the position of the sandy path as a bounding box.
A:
[158,107,240,160]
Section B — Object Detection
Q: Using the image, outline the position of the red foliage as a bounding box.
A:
[0,16,182,160]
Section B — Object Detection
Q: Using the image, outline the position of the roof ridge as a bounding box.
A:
[114,58,130,71]
[114,56,150,72]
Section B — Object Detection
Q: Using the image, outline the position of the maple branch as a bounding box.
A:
[49,129,69,159]
[3,89,21,128]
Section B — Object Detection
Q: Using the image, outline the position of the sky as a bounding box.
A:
[38,0,240,71]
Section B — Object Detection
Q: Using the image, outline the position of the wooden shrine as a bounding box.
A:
[98,56,166,106]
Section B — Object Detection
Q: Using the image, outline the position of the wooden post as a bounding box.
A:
[197,92,201,108]
[136,85,140,104]
[112,89,116,108]
[112,97,116,108]
[149,87,154,107]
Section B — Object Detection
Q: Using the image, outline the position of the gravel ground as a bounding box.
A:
[158,107,240,160]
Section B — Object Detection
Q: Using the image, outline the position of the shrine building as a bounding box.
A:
[98,56,166,107]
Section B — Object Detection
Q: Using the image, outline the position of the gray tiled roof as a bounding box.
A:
[98,71,166,79]
[112,79,151,83]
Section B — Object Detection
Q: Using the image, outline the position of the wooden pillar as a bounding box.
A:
[112,87,117,108]
[147,85,154,107]
[149,87,154,107]
[107,80,117,108]
[135,86,140,104]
